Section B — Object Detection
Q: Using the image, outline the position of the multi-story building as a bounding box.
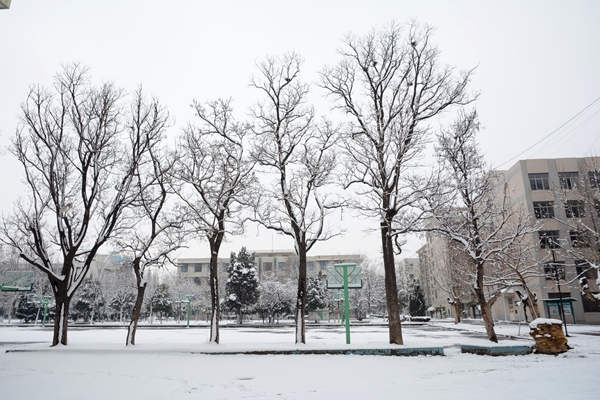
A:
[420,157,600,324]
[501,157,600,323]
[87,251,133,279]
[177,250,362,285]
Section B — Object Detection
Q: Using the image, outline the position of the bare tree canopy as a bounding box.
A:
[249,52,340,344]
[173,97,255,344]
[110,88,185,346]
[320,21,476,344]
[429,109,536,342]
[0,64,160,345]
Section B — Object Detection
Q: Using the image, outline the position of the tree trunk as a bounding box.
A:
[580,277,599,307]
[474,262,497,342]
[522,284,540,320]
[295,247,307,344]
[209,243,220,344]
[451,299,461,324]
[381,221,403,345]
[52,288,71,346]
[126,264,147,346]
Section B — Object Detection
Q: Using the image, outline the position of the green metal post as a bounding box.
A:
[343,265,351,344]
[186,295,192,328]
[42,296,49,327]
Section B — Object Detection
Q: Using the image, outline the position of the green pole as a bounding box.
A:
[186,295,192,328]
[343,265,351,344]
[42,296,49,327]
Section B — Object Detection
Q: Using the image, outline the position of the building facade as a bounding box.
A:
[502,157,600,323]
[177,250,362,286]
[419,157,600,324]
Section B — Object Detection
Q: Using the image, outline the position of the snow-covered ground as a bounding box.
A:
[1,320,598,399]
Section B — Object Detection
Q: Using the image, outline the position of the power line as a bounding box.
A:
[495,95,600,168]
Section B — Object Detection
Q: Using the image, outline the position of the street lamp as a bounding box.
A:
[551,250,569,337]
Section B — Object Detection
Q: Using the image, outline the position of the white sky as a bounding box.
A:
[1,0,599,262]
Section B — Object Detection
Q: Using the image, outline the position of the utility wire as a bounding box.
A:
[495,95,600,169]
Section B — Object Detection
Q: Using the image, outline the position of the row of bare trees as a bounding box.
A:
[1,20,484,346]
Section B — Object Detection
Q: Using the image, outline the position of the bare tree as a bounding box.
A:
[349,258,386,321]
[320,21,475,344]
[0,64,155,346]
[429,109,535,342]
[111,88,185,345]
[249,53,340,343]
[487,228,542,321]
[173,98,255,343]
[422,237,473,323]
[255,275,295,324]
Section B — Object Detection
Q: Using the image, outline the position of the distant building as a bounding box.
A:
[87,251,133,279]
[177,250,362,285]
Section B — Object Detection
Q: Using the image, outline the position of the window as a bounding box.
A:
[277,262,287,271]
[544,261,565,280]
[575,260,598,280]
[558,172,578,189]
[588,171,600,188]
[263,262,272,272]
[193,277,202,285]
[569,230,589,248]
[181,263,189,273]
[533,201,554,219]
[319,260,328,270]
[529,173,550,190]
[307,261,315,271]
[194,263,202,272]
[565,200,584,218]
[539,231,560,249]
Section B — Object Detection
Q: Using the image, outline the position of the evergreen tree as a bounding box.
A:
[224,247,259,323]
[408,282,427,317]
[148,284,173,323]
[71,280,104,323]
[15,295,38,323]
[306,275,327,312]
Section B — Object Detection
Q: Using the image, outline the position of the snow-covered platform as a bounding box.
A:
[460,344,533,356]
[190,347,444,356]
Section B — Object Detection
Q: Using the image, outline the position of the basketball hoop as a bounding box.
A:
[0,271,34,292]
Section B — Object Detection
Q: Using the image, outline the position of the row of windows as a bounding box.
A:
[539,230,590,249]
[180,263,203,273]
[183,260,343,273]
[542,260,597,281]
[262,260,330,272]
[181,263,230,273]
[529,171,600,191]
[533,200,593,219]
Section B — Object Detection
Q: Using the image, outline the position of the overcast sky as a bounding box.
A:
[1,0,599,263]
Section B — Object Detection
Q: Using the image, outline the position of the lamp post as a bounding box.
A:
[551,250,569,337]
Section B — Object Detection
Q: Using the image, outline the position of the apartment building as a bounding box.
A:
[419,157,600,324]
[502,157,600,323]
[177,250,362,285]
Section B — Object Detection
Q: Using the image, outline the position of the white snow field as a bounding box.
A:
[1,321,598,400]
